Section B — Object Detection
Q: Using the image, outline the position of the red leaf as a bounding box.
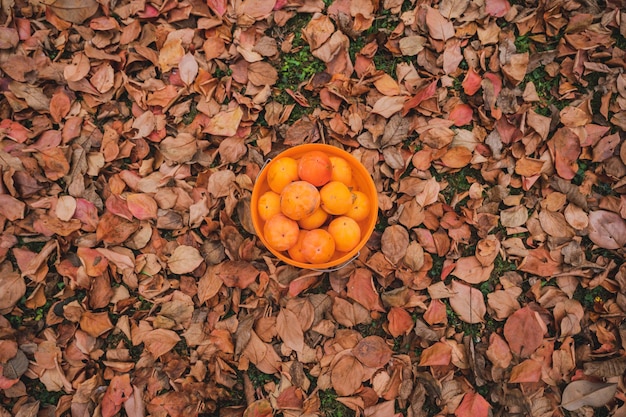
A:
[387,307,414,337]
[403,79,438,114]
[455,391,491,417]
[448,103,474,126]
[101,374,133,417]
[503,306,546,357]
[485,0,511,17]
[462,68,482,96]
[347,268,385,312]
[419,341,452,366]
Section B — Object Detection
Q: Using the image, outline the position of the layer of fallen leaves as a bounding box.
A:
[1,0,626,416]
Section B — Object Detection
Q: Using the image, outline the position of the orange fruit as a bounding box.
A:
[288,230,309,263]
[345,191,370,222]
[263,214,299,252]
[301,229,335,264]
[328,216,361,252]
[267,157,299,193]
[329,156,352,185]
[298,151,332,187]
[280,181,321,220]
[320,181,354,215]
[298,206,328,230]
[257,191,281,221]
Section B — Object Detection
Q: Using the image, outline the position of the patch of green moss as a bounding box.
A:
[319,389,355,417]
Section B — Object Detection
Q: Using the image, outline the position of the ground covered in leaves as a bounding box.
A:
[1,0,626,416]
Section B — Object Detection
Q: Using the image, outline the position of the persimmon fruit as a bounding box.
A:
[298,151,332,187]
[320,181,354,215]
[264,214,299,252]
[328,216,361,252]
[329,156,352,185]
[257,191,281,221]
[280,181,321,220]
[345,191,370,222]
[267,157,299,193]
[288,230,309,263]
[298,206,328,230]
[300,229,335,263]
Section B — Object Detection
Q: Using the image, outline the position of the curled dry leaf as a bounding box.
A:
[561,380,617,411]
[46,0,99,23]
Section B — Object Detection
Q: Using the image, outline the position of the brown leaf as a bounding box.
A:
[101,374,133,417]
[47,0,99,24]
[302,14,335,50]
[387,307,414,337]
[425,6,455,41]
[143,329,181,358]
[509,358,542,383]
[588,210,626,250]
[347,268,385,312]
[419,341,452,366]
[214,261,259,289]
[168,246,203,275]
[381,114,410,148]
[0,194,26,221]
[551,127,581,180]
[381,225,409,265]
[276,308,304,353]
[352,336,392,368]
[486,333,512,368]
[561,381,617,411]
[455,391,491,417]
[243,399,273,417]
[160,133,198,163]
[126,193,158,220]
[448,280,486,324]
[485,0,511,17]
[248,61,278,86]
[462,67,482,96]
[503,306,545,357]
[518,247,562,277]
[80,311,114,337]
[451,256,494,284]
[331,355,364,396]
[204,106,244,137]
[159,38,185,73]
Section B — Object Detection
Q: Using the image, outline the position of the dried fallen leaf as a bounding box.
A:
[454,391,491,417]
[449,280,486,324]
[102,374,133,417]
[587,210,626,250]
[47,0,99,24]
[168,246,203,275]
[503,306,545,358]
[561,381,617,411]
[331,355,364,396]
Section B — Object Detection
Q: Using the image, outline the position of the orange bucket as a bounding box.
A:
[251,144,378,270]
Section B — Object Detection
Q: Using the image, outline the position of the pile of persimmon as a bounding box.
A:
[257,150,371,264]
